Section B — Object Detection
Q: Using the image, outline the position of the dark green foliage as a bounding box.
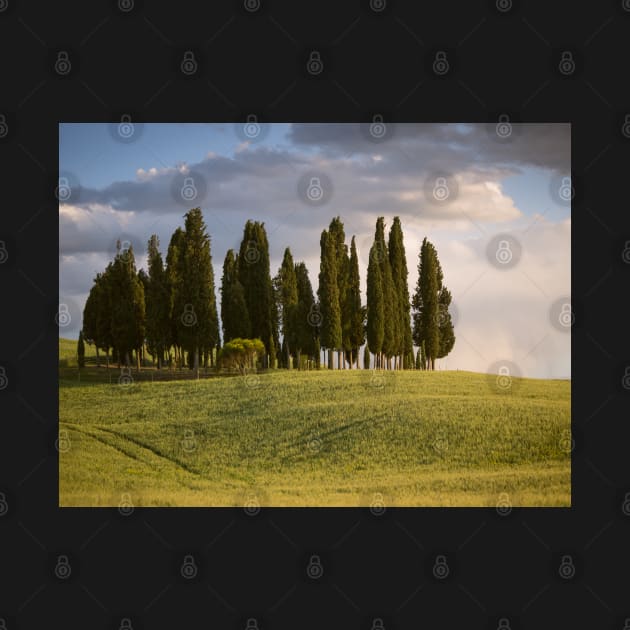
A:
[438,286,456,358]
[176,209,220,371]
[294,262,318,363]
[415,347,421,370]
[218,337,265,372]
[389,217,413,368]
[77,330,85,368]
[220,249,251,342]
[165,227,185,362]
[145,235,170,368]
[366,238,384,361]
[318,228,342,367]
[108,241,146,366]
[237,221,277,366]
[276,248,299,368]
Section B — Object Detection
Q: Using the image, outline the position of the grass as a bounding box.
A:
[59,340,571,507]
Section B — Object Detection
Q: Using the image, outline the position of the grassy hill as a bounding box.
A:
[59,362,571,507]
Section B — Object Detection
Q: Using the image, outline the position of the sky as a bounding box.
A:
[59,122,571,378]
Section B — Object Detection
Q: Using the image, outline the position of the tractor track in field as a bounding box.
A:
[61,423,203,489]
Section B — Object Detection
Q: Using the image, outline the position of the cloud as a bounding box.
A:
[59,123,571,378]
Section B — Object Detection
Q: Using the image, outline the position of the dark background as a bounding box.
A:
[1,0,629,628]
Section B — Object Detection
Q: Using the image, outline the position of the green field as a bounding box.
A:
[59,340,571,507]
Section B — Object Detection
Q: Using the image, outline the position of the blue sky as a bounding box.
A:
[59,122,571,378]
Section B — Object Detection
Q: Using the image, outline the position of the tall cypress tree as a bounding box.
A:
[237,220,276,367]
[388,217,413,369]
[177,208,219,374]
[221,249,250,343]
[294,261,317,367]
[412,238,440,370]
[345,236,365,368]
[276,247,298,368]
[329,217,349,369]
[145,235,170,368]
[366,239,384,368]
[109,242,145,370]
[165,227,185,367]
[318,229,342,369]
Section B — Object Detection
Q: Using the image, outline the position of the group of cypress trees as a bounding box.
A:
[80,209,455,372]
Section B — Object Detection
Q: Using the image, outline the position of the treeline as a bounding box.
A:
[81,208,455,372]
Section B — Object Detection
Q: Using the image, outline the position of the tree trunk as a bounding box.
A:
[349,349,353,369]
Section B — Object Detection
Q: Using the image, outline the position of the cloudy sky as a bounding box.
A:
[59,122,571,378]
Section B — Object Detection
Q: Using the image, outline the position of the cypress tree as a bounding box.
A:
[109,242,145,370]
[366,239,384,368]
[437,285,456,359]
[177,208,219,375]
[345,236,365,368]
[237,220,276,367]
[77,330,85,368]
[415,347,421,370]
[329,217,349,369]
[276,248,299,368]
[146,235,170,368]
[318,229,342,369]
[220,249,251,342]
[165,227,185,367]
[412,238,440,370]
[388,217,413,369]
[294,261,317,368]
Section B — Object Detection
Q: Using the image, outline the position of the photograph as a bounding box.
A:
[58,121,571,508]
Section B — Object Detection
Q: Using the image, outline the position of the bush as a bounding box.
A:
[218,338,265,372]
